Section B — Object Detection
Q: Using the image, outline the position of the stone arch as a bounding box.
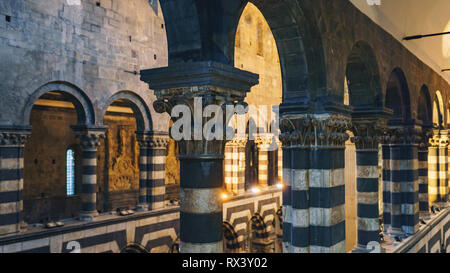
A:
[223,221,240,252]
[100,91,153,132]
[345,41,382,109]
[433,90,445,128]
[418,85,432,125]
[385,68,412,122]
[120,243,149,253]
[243,0,327,103]
[23,81,95,126]
[160,0,326,104]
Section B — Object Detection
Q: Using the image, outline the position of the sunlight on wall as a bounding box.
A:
[443,21,450,58]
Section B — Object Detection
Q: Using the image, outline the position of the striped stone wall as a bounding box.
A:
[222,188,282,252]
[393,207,450,253]
[0,208,180,253]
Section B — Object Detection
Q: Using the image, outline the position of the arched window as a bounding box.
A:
[66,149,75,196]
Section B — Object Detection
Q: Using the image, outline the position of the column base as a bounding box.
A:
[180,241,223,253]
[419,211,431,220]
[136,204,149,212]
[388,227,405,238]
[79,211,98,221]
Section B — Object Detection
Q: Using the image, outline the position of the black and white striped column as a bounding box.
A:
[136,132,150,211]
[147,132,169,210]
[428,136,439,206]
[388,127,420,235]
[280,114,351,253]
[382,144,391,232]
[0,128,30,235]
[73,126,106,221]
[179,153,224,253]
[355,150,379,248]
[280,146,310,253]
[438,134,448,203]
[141,60,259,253]
[389,144,405,236]
[418,133,431,215]
[351,119,387,251]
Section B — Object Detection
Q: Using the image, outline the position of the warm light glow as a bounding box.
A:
[443,20,450,58]
[276,183,283,189]
[251,187,261,194]
[221,193,229,200]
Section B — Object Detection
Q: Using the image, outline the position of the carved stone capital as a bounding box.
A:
[149,133,170,149]
[429,131,449,148]
[279,113,352,148]
[255,133,277,150]
[72,126,107,150]
[141,61,259,156]
[419,128,433,150]
[228,136,247,147]
[0,126,32,147]
[383,125,422,145]
[350,119,388,150]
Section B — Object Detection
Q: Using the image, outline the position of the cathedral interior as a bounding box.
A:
[0,0,449,254]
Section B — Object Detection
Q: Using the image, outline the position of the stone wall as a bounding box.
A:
[0,0,169,131]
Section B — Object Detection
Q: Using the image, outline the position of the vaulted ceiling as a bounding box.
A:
[350,0,450,84]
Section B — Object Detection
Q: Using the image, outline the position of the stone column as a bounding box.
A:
[277,141,283,184]
[136,132,150,211]
[141,61,258,253]
[72,126,106,221]
[386,126,421,236]
[418,129,432,216]
[381,143,391,232]
[428,133,439,206]
[280,113,352,253]
[0,127,30,235]
[224,144,234,193]
[350,118,387,251]
[256,135,272,188]
[237,139,247,195]
[147,132,169,210]
[225,138,246,195]
[439,131,449,203]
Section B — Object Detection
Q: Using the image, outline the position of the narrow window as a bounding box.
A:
[66,149,75,196]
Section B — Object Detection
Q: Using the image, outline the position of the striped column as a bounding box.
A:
[438,134,448,203]
[136,132,150,211]
[389,144,405,236]
[401,143,419,235]
[224,144,234,193]
[277,143,283,184]
[257,146,268,188]
[280,113,351,253]
[350,119,388,251]
[147,132,169,210]
[140,60,259,254]
[388,126,420,235]
[428,136,439,205]
[0,128,30,235]
[237,141,246,195]
[280,147,310,253]
[179,153,224,253]
[355,150,380,249]
[418,135,430,215]
[73,126,106,221]
[382,144,391,232]
[309,147,346,253]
